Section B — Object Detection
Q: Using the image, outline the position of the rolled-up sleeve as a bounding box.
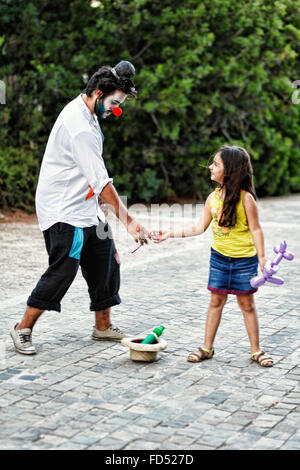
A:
[71,131,113,196]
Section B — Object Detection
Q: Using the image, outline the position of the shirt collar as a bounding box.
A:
[77,94,97,125]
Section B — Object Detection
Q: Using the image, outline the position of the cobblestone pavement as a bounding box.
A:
[0,195,299,450]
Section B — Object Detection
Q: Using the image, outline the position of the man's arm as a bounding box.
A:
[101,182,150,244]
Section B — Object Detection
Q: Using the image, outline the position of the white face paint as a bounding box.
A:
[101,90,127,119]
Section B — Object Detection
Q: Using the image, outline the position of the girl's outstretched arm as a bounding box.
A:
[243,192,266,272]
[153,193,213,243]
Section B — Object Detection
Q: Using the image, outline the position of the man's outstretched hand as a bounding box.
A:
[127,219,151,245]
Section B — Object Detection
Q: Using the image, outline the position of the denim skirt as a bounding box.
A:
[207,248,258,295]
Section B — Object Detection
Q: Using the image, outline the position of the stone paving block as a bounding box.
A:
[0,439,30,450]
[109,428,143,442]
[158,441,192,450]
[197,408,231,425]
[70,432,103,447]
[252,436,285,450]
[0,406,24,418]
[123,439,161,450]
[91,436,127,449]
[90,422,122,434]
[251,414,284,428]
[268,405,296,416]
[221,432,262,450]
[267,429,292,441]
[11,427,41,442]
[200,391,231,405]
[14,400,39,410]
[168,434,197,446]
[38,434,69,448]
[92,401,125,412]
[1,197,300,449]
[280,440,300,450]
[271,421,298,435]
[31,406,65,418]
[55,442,88,450]
[224,414,254,427]
[49,426,80,439]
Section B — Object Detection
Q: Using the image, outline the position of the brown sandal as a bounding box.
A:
[251,350,273,367]
[187,347,214,363]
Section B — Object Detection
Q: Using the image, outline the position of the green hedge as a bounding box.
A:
[0,146,40,210]
[0,0,300,210]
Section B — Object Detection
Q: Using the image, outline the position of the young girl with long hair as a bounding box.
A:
[153,145,273,367]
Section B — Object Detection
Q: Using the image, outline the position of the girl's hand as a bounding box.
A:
[151,230,171,243]
[258,256,267,273]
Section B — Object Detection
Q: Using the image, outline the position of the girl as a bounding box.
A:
[153,145,273,367]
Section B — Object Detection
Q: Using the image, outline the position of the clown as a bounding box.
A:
[10,61,151,355]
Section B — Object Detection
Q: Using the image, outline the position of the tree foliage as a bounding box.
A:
[0,0,299,209]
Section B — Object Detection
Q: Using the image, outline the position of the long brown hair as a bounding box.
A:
[217,145,257,227]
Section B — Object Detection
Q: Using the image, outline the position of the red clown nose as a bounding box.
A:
[112,107,122,117]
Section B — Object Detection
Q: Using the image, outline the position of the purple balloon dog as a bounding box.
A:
[250,240,294,289]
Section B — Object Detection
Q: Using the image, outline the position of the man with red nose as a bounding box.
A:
[10,61,151,355]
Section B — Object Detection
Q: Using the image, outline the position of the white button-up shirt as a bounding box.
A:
[35,94,112,231]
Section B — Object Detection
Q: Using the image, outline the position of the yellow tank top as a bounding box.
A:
[210,188,257,257]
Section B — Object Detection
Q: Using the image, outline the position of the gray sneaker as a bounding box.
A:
[92,324,127,342]
[10,323,36,355]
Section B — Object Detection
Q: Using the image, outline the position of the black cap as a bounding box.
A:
[113,60,135,79]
